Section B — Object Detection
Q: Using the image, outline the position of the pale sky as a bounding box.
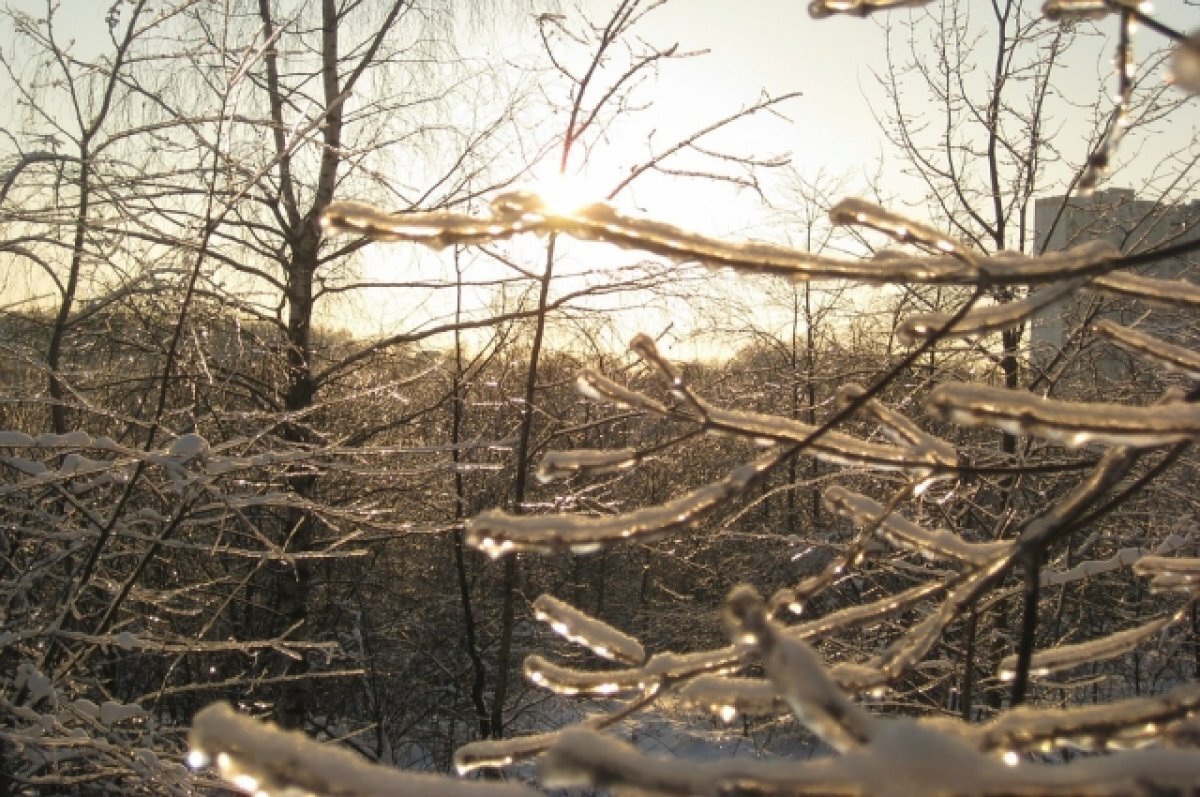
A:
[3,0,1198,354]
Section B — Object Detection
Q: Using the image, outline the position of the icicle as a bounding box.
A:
[466,453,779,557]
[998,615,1174,682]
[1092,320,1200,378]
[190,703,541,797]
[834,385,958,467]
[898,280,1085,345]
[532,594,645,664]
[927,383,1200,448]
[724,586,875,751]
[536,449,639,483]
[823,486,1008,566]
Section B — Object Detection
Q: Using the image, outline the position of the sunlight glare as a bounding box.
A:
[531,170,608,215]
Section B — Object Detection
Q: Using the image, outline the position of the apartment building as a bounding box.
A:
[1029,188,1200,381]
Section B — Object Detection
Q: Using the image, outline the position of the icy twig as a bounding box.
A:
[576,370,669,414]
[824,486,1009,566]
[189,703,541,797]
[872,558,1011,681]
[523,648,738,698]
[998,614,1178,682]
[466,451,782,557]
[974,681,1200,753]
[1134,556,1200,592]
[828,198,975,262]
[1041,534,1187,587]
[834,385,958,467]
[1170,32,1200,92]
[786,580,948,639]
[676,675,784,718]
[725,586,875,751]
[698,400,950,474]
[927,383,1200,448]
[535,448,639,482]
[898,279,1086,344]
[541,721,1200,797]
[1041,0,1138,22]
[1093,270,1200,309]
[323,195,1119,287]
[1093,320,1200,379]
[532,594,645,664]
[808,0,933,19]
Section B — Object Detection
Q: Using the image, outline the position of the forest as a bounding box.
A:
[2,0,1200,795]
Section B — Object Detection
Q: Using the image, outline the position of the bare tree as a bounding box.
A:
[188,2,1200,796]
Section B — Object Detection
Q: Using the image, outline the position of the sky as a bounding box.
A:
[3,0,1198,355]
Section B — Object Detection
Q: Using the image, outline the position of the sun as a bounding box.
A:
[529,168,612,215]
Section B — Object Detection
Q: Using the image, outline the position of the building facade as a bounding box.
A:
[1029,188,1200,383]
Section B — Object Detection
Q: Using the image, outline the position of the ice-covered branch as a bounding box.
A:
[541,721,1200,797]
[1093,270,1200,309]
[974,681,1200,754]
[824,486,1007,566]
[535,448,640,482]
[1041,534,1188,587]
[532,594,645,664]
[828,198,975,261]
[998,614,1178,682]
[1134,556,1200,592]
[189,703,541,797]
[927,383,1200,448]
[1093,320,1200,379]
[323,195,1119,287]
[807,0,933,19]
[696,400,951,475]
[834,384,958,467]
[466,451,782,557]
[725,586,875,751]
[898,279,1086,344]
